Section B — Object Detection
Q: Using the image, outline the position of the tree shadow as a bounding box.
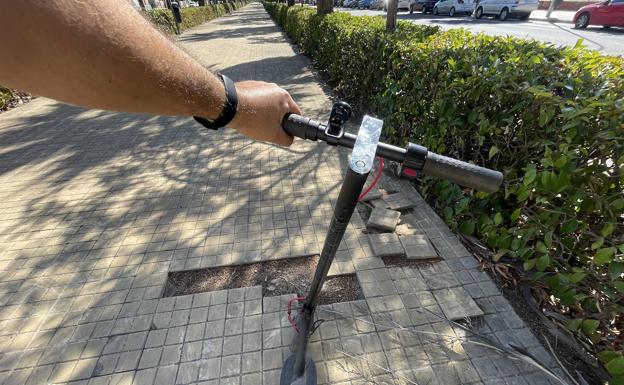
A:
[0,4,371,383]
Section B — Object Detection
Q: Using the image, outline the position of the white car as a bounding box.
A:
[384,0,413,11]
[433,0,474,15]
[474,0,538,20]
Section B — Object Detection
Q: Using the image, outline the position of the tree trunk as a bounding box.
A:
[317,0,333,14]
[198,0,206,5]
[385,0,397,31]
[137,0,146,9]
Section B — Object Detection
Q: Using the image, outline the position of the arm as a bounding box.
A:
[0,0,299,146]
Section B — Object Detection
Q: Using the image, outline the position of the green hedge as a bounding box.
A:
[265,2,624,381]
[0,86,13,110]
[147,2,248,34]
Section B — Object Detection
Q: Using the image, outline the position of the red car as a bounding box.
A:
[574,0,624,29]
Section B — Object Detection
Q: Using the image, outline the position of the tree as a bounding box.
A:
[317,0,333,14]
[385,0,397,31]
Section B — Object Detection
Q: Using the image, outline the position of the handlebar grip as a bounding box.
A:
[282,114,322,141]
[423,152,503,193]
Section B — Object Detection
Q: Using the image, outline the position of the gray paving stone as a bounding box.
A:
[198,358,220,381]
[383,192,416,210]
[433,287,484,320]
[161,344,182,365]
[154,365,178,385]
[367,207,401,232]
[176,361,199,384]
[369,198,389,208]
[220,354,241,377]
[138,348,162,369]
[368,233,405,257]
[400,234,438,260]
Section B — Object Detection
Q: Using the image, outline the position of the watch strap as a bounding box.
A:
[194,74,238,130]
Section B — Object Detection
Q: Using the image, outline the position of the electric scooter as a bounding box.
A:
[278,102,503,385]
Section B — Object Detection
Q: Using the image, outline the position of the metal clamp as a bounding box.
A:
[404,143,428,171]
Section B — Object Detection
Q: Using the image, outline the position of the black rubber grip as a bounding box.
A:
[423,152,503,193]
[282,114,323,141]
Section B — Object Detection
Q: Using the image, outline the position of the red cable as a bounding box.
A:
[287,296,306,334]
[358,157,384,201]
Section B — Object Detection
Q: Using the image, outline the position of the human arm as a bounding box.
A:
[0,0,299,145]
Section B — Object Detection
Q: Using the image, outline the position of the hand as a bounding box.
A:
[228,81,302,146]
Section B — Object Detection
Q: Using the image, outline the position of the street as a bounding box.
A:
[344,8,624,56]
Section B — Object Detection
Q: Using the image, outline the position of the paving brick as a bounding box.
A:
[198,358,221,381]
[399,234,438,260]
[138,348,162,369]
[366,207,401,232]
[220,354,241,377]
[382,192,416,210]
[154,365,178,385]
[368,233,405,257]
[433,287,484,320]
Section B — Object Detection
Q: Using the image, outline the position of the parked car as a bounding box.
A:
[359,0,373,8]
[371,0,385,8]
[383,0,413,10]
[474,0,538,20]
[574,0,624,28]
[433,0,474,15]
[411,0,437,13]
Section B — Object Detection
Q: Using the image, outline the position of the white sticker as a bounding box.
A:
[349,115,383,174]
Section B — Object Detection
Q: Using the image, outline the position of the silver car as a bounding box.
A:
[474,0,538,20]
[433,0,475,16]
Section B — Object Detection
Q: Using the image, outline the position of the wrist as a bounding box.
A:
[194,74,238,130]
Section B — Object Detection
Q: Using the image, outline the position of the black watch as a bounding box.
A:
[194,74,238,130]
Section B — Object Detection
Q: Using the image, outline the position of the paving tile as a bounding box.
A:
[368,233,405,257]
[399,234,438,260]
[383,192,416,210]
[366,207,401,232]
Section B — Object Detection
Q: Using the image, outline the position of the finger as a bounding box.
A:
[288,99,303,116]
[276,129,294,147]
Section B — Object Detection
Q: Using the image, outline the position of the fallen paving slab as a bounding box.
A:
[382,192,416,210]
[366,207,401,231]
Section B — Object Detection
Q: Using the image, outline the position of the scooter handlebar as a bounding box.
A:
[282,114,503,193]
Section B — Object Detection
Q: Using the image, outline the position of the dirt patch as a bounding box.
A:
[490,272,604,385]
[381,255,439,267]
[163,255,363,306]
[455,232,606,385]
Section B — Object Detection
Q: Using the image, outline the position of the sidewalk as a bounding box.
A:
[0,3,561,385]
